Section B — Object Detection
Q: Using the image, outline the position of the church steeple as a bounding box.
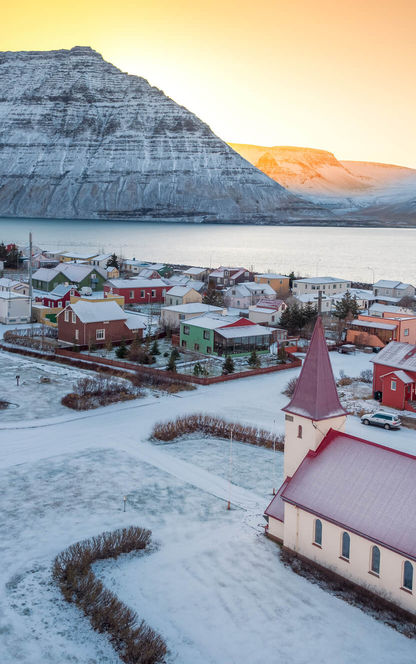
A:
[282,317,347,479]
[283,317,346,421]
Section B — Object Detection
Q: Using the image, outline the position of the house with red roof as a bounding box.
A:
[265,317,416,617]
[371,341,416,411]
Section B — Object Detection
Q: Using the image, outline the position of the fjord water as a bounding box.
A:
[1,218,415,283]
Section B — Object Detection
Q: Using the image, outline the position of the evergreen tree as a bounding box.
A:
[167,351,177,372]
[115,339,128,359]
[303,302,318,325]
[151,340,160,355]
[334,291,359,320]
[193,362,202,376]
[106,253,120,269]
[128,336,142,361]
[222,355,235,375]
[203,289,225,307]
[248,349,260,368]
[171,347,180,360]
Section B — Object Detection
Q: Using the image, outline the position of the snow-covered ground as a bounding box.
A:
[1,348,415,663]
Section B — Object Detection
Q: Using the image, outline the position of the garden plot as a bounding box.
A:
[0,350,133,421]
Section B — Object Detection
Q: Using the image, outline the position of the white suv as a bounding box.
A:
[361,411,401,430]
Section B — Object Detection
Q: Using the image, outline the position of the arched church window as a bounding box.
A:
[314,519,322,546]
[370,546,380,575]
[297,425,302,439]
[403,561,413,591]
[341,532,350,560]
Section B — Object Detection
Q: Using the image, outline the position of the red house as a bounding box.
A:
[371,341,416,411]
[104,278,166,304]
[36,284,79,308]
[57,300,145,347]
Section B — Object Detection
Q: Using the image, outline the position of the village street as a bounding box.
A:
[1,352,416,664]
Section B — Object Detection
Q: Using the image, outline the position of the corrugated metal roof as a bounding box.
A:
[217,324,272,339]
[283,317,347,421]
[372,342,416,372]
[68,300,126,323]
[265,478,290,522]
[350,319,397,331]
[281,430,416,561]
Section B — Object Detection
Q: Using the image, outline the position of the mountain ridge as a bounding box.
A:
[0,46,333,225]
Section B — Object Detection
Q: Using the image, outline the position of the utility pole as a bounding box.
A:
[29,232,33,329]
[317,290,322,316]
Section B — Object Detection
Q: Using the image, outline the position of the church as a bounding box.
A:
[265,317,416,617]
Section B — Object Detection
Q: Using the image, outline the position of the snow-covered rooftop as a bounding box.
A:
[373,280,413,290]
[217,324,272,339]
[294,276,350,284]
[166,285,196,297]
[350,319,397,331]
[372,341,416,372]
[66,300,126,323]
[60,251,99,260]
[183,267,206,276]
[182,314,239,330]
[106,278,166,289]
[0,291,28,300]
[281,430,416,561]
[162,303,223,314]
[381,370,415,385]
[255,273,288,279]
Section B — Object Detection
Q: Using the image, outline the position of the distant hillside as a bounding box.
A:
[230,144,416,224]
[0,47,334,225]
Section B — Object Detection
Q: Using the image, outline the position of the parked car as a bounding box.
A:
[361,411,401,430]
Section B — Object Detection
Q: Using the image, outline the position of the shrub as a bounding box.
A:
[61,375,143,410]
[116,340,128,359]
[151,413,284,450]
[337,377,354,386]
[248,350,260,369]
[151,340,160,356]
[222,356,234,375]
[166,352,177,373]
[52,527,167,664]
[359,369,373,384]
[282,377,298,397]
[171,348,180,361]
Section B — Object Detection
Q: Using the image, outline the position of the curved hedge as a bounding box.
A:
[151,413,284,450]
[52,526,167,664]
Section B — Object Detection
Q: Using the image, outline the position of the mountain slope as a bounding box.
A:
[0,47,332,224]
[230,144,416,224]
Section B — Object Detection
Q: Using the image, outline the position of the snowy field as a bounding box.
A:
[1,348,416,663]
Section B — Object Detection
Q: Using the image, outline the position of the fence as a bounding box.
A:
[55,348,301,385]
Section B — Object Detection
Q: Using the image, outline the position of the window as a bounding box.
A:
[391,380,397,391]
[75,329,79,341]
[370,546,380,575]
[404,329,409,336]
[181,340,187,347]
[130,290,134,299]
[140,290,145,298]
[297,425,302,439]
[341,532,350,560]
[183,325,190,335]
[151,290,155,297]
[207,346,212,353]
[96,329,105,341]
[194,343,200,351]
[57,301,62,307]
[314,519,322,546]
[203,330,210,340]
[64,309,69,322]
[403,561,413,591]
[71,312,76,323]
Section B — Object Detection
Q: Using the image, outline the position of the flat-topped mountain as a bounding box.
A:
[0,47,332,224]
[230,144,416,224]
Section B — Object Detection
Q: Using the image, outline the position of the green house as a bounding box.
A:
[180,315,273,356]
[32,265,107,292]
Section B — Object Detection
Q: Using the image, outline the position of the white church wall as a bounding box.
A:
[283,415,346,480]
[268,517,284,543]
[283,504,416,615]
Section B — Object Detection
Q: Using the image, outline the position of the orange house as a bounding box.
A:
[346,312,416,348]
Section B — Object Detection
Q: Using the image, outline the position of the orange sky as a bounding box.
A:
[2,0,416,167]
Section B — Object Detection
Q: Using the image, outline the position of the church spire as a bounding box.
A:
[283,317,346,421]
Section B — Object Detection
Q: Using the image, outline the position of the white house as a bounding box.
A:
[265,317,416,617]
[290,292,333,313]
[0,291,31,324]
[248,298,287,325]
[160,303,225,330]
[0,277,30,296]
[224,282,276,309]
[292,276,351,296]
[373,280,415,300]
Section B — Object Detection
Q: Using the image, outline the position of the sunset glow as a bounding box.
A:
[2,0,416,167]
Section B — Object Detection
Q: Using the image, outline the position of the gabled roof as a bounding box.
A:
[50,284,77,297]
[162,303,223,314]
[283,317,346,421]
[371,341,416,372]
[166,285,196,297]
[106,278,166,289]
[280,429,416,561]
[350,319,397,331]
[183,267,206,276]
[32,267,60,282]
[380,370,415,385]
[60,251,99,260]
[63,300,127,323]
[373,279,414,290]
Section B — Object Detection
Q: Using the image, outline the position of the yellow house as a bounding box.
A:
[59,251,99,263]
[254,273,290,296]
[70,293,125,308]
[164,286,203,307]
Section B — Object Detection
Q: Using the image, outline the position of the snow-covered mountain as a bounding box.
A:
[0,47,333,224]
[230,144,416,224]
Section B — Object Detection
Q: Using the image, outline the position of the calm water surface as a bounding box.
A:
[0,218,415,283]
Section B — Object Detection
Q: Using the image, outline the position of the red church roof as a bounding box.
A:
[283,317,346,421]
[281,429,416,561]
